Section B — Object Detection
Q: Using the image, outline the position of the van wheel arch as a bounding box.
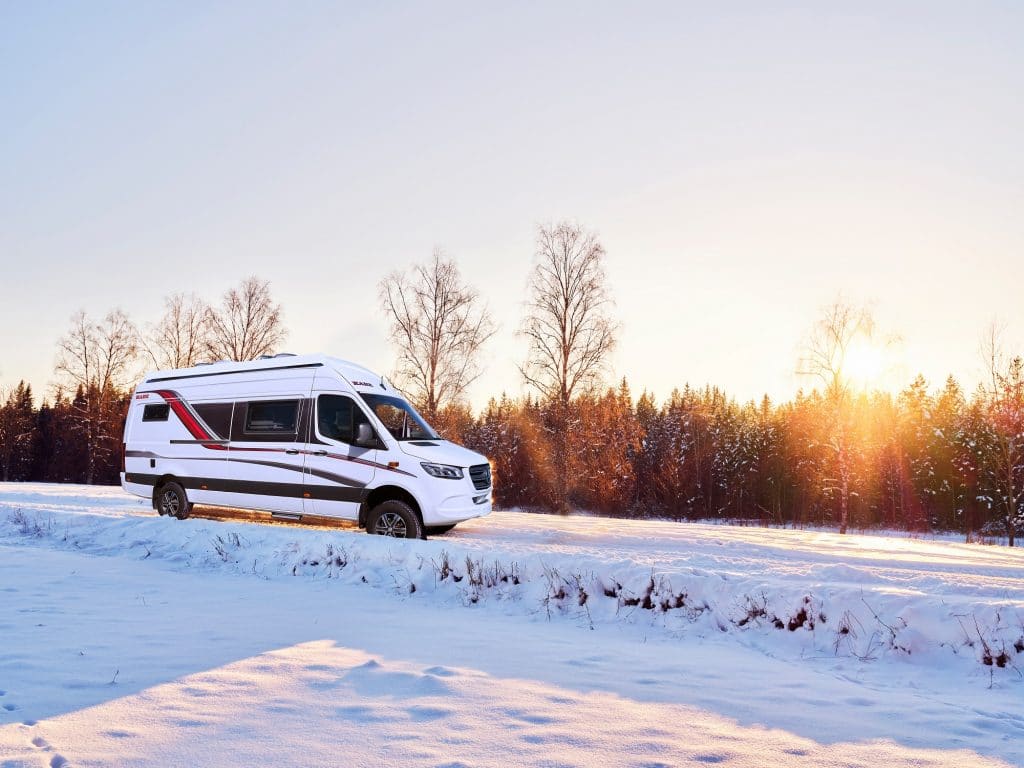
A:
[151,474,180,510]
[153,475,192,519]
[360,486,423,532]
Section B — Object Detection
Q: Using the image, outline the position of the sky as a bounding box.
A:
[2,2,1022,411]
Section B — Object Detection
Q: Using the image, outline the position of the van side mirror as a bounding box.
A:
[354,422,378,448]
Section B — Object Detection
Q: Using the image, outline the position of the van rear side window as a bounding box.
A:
[142,403,170,422]
[245,400,298,434]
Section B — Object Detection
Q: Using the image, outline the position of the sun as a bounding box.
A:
[844,338,884,389]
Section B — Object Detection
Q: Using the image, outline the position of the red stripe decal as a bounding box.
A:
[155,390,227,450]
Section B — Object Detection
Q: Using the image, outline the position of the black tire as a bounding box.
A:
[366,500,424,539]
[157,481,191,520]
[425,524,456,536]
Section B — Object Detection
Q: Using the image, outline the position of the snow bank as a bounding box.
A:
[1,483,1022,678]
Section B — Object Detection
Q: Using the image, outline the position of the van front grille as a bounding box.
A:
[469,464,491,490]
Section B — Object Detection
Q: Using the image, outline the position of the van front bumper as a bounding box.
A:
[427,491,492,525]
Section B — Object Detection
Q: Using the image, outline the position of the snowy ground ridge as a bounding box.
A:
[3,501,1022,681]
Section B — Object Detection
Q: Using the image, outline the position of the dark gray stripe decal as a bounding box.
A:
[234,458,364,487]
[126,450,162,459]
[129,442,413,477]
[126,454,364,487]
[125,472,367,504]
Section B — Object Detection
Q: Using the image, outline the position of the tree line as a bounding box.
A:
[1,223,1021,544]
[444,370,1023,546]
[0,277,285,486]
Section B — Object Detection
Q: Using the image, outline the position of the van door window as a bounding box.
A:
[317,395,371,444]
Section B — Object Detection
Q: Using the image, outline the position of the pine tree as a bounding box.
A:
[0,381,36,481]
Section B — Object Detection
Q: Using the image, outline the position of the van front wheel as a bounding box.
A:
[157,481,191,520]
[367,500,424,539]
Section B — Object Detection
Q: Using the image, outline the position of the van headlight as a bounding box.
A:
[420,462,464,479]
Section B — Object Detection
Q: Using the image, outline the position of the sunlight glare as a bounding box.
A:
[845,339,884,390]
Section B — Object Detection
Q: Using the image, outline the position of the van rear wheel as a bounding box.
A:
[157,481,191,520]
[367,500,424,539]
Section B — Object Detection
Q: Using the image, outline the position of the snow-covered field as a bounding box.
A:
[0,483,1021,767]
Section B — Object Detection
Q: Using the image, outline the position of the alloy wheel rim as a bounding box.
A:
[161,491,179,516]
[375,511,407,537]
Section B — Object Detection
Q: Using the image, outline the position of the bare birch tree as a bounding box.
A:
[380,251,496,420]
[54,309,139,483]
[797,300,876,534]
[519,221,618,513]
[205,276,287,361]
[143,292,210,370]
[56,309,139,401]
[978,321,1024,546]
[519,221,617,407]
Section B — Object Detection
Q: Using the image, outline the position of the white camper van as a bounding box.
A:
[120,354,492,538]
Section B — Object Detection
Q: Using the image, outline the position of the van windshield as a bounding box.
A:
[358,394,439,441]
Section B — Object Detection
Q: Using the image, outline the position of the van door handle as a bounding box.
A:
[284,448,299,455]
[312,450,328,456]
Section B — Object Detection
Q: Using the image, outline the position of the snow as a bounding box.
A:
[0,483,1022,767]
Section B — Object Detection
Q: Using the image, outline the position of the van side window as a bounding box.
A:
[317,395,370,443]
[142,403,169,422]
[244,400,298,434]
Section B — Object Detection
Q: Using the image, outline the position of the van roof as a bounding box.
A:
[140,353,383,388]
